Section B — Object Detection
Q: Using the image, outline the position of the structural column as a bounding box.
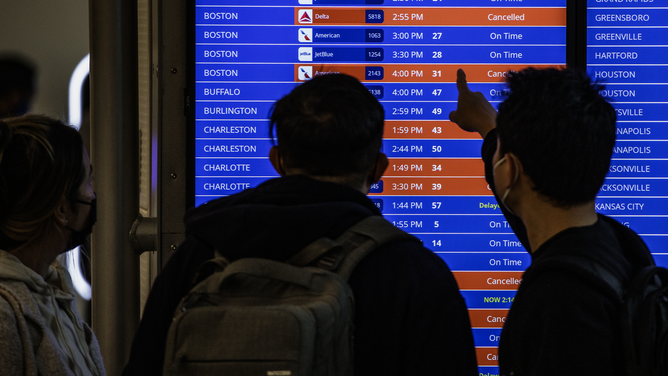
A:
[89,0,140,374]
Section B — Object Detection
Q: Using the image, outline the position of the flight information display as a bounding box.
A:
[586,0,668,270]
[194,0,567,372]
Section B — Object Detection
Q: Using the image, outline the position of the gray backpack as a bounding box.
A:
[163,216,417,376]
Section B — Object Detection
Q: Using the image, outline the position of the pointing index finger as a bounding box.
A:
[456,68,471,94]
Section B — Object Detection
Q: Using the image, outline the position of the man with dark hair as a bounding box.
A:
[450,67,655,375]
[124,73,478,376]
[268,73,385,188]
[0,56,37,118]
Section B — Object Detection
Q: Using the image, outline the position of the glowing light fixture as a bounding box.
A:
[68,54,89,131]
[67,53,92,300]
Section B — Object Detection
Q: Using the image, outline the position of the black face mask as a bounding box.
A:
[66,197,97,250]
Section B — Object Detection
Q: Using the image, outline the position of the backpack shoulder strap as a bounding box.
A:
[525,254,625,303]
[622,265,668,376]
[334,216,419,280]
[289,216,419,281]
[191,248,230,286]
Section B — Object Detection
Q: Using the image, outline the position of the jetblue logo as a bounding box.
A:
[298,47,313,61]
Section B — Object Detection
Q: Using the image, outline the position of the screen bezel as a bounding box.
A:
[186,0,582,211]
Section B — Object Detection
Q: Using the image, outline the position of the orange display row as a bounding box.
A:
[294,64,564,83]
[469,309,510,329]
[476,347,500,367]
[386,158,484,177]
[453,271,524,290]
[370,177,491,196]
[294,7,565,26]
[384,121,479,139]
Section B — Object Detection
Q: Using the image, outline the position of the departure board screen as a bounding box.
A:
[193,1,567,372]
[586,1,668,271]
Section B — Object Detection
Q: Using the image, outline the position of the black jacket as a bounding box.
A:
[123,175,478,376]
[482,130,655,376]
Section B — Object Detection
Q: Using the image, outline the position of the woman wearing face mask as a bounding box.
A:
[0,115,105,376]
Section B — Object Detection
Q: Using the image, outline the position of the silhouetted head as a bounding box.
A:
[0,115,88,251]
[496,67,617,207]
[269,74,385,188]
[0,56,37,118]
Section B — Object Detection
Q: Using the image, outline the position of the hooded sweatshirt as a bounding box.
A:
[124,175,478,376]
[0,249,105,376]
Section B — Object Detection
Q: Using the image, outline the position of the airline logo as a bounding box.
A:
[298,28,313,43]
[298,66,313,81]
[298,47,313,61]
[298,9,313,24]
[299,0,313,4]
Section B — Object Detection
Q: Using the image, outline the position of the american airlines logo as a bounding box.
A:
[298,9,313,24]
[298,28,312,43]
[298,66,312,81]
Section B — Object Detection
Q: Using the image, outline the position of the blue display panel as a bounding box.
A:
[194,1,567,372]
[587,0,668,271]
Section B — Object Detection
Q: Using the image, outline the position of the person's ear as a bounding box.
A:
[504,152,523,187]
[369,152,388,183]
[54,196,70,228]
[269,146,285,176]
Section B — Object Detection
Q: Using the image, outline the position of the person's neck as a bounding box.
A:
[519,199,598,252]
[11,236,63,279]
[291,172,368,194]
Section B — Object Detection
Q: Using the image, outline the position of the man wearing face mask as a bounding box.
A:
[449,68,656,376]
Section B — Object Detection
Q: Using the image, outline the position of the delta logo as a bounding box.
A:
[298,47,313,61]
[298,9,313,24]
[298,28,313,43]
[298,66,313,81]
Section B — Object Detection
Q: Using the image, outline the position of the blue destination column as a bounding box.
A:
[587,0,668,267]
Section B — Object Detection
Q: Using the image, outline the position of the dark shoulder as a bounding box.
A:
[517,265,620,317]
[599,215,654,268]
[349,239,459,295]
[155,235,216,299]
[357,238,451,270]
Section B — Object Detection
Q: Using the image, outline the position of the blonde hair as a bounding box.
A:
[0,115,85,251]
